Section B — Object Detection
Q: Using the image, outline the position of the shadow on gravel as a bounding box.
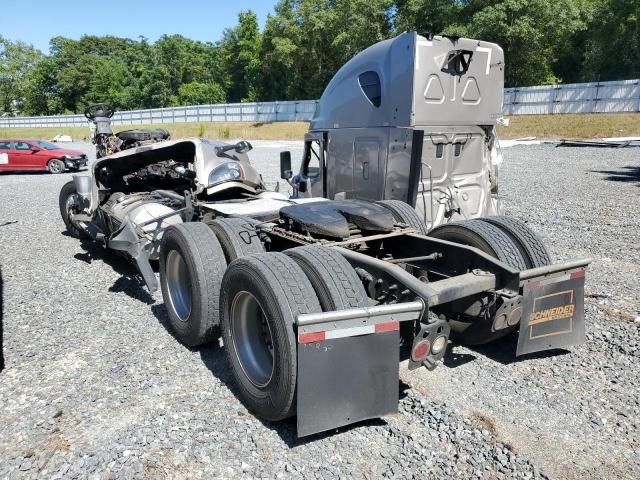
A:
[0,168,88,176]
[0,171,49,176]
[591,165,640,185]
[73,239,155,304]
[150,302,390,447]
[442,345,477,368]
[461,331,570,365]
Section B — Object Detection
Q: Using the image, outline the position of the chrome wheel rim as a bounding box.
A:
[231,291,274,388]
[165,250,192,321]
[50,161,63,173]
[65,194,76,217]
[65,194,81,230]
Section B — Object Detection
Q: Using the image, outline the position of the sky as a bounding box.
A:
[0,0,276,53]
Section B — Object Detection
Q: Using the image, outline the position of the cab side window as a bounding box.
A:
[358,71,381,107]
[14,141,32,150]
[303,140,322,179]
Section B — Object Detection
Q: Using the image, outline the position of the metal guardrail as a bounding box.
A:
[0,79,638,128]
[503,79,640,115]
[0,100,320,128]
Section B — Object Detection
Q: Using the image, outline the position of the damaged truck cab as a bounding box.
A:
[285,32,504,228]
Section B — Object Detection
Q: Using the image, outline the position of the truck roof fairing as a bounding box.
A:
[311,32,504,130]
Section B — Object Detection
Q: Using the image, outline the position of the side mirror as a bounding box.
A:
[280,151,292,179]
[31,145,41,152]
[234,140,253,154]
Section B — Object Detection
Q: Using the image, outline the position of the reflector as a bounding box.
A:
[411,340,430,361]
[431,335,448,355]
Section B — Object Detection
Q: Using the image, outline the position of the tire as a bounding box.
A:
[428,219,528,271]
[286,245,369,311]
[47,158,66,174]
[206,217,265,262]
[376,200,429,235]
[59,180,89,239]
[220,253,322,421]
[428,219,529,345]
[159,223,227,346]
[479,216,552,268]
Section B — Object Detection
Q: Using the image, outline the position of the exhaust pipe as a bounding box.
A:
[72,174,91,195]
[72,175,92,207]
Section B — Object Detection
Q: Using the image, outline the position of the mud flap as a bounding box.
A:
[297,331,399,437]
[295,301,423,437]
[517,268,586,356]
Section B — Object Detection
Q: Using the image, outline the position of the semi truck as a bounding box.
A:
[60,33,589,437]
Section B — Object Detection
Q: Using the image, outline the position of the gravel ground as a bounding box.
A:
[0,141,638,479]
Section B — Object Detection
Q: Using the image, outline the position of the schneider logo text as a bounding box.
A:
[531,304,575,323]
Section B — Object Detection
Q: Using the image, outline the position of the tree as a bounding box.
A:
[582,0,640,81]
[155,35,223,96]
[7,0,637,114]
[219,10,263,102]
[394,0,464,36]
[82,56,129,107]
[22,57,61,115]
[177,82,225,105]
[259,0,393,101]
[135,64,173,109]
[0,36,43,114]
[442,0,583,86]
[551,0,596,84]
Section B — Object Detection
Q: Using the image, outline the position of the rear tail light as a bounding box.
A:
[411,339,431,362]
[408,319,451,371]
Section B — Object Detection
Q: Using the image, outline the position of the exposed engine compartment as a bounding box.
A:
[120,160,195,192]
[95,140,198,195]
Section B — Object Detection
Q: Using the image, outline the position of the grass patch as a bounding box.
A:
[0,114,637,141]
[0,121,310,142]
[498,113,640,139]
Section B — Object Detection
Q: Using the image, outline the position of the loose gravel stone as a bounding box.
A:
[0,141,638,479]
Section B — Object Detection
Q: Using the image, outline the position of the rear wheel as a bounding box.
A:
[376,200,429,235]
[428,219,528,271]
[428,219,528,344]
[207,217,265,262]
[159,223,227,346]
[220,253,321,421]
[58,180,88,239]
[479,216,552,268]
[286,245,369,311]
[47,158,66,174]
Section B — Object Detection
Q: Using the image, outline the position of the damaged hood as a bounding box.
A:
[92,137,263,194]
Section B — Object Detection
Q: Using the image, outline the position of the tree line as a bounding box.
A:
[1,0,638,116]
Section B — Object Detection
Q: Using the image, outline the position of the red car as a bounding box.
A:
[0,139,88,174]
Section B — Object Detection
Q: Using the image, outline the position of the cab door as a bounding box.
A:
[353,137,382,201]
